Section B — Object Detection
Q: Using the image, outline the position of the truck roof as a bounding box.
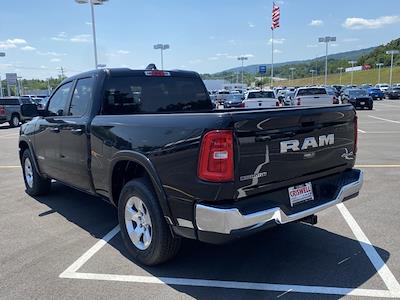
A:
[61,68,201,84]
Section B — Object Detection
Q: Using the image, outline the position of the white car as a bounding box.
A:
[294,87,337,106]
[375,83,390,92]
[243,90,279,108]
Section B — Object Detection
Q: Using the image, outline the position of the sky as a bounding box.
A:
[0,0,399,79]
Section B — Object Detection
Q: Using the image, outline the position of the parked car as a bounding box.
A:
[242,90,279,108]
[294,87,338,106]
[0,96,36,127]
[367,87,384,100]
[223,91,243,108]
[31,97,49,110]
[384,86,400,99]
[341,88,373,110]
[283,91,295,106]
[19,67,362,266]
[375,83,390,92]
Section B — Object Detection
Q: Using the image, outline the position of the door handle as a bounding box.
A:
[49,127,60,133]
[71,128,83,135]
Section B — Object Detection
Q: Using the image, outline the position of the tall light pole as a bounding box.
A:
[318,36,336,85]
[376,63,384,84]
[348,60,357,85]
[75,0,107,69]
[153,44,170,70]
[310,69,316,85]
[0,52,5,97]
[386,50,399,86]
[337,67,344,85]
[237,56,248,85]
[289,67,296,85]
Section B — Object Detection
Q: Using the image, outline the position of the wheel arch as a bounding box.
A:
[18,137,43,177]
[109,151,174,226]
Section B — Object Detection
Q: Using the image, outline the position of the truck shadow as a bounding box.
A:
[32,182,390,299]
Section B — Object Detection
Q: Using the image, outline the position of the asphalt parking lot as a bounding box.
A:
[1,101,400,299]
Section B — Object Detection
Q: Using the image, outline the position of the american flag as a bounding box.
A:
[271,2,280,30]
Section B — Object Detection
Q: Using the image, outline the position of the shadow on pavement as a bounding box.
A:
[31,182,390,299]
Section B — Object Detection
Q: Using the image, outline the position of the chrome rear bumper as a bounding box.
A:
[195,170,363,234]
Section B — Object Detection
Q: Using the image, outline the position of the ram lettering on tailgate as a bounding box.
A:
[280,134,334,153]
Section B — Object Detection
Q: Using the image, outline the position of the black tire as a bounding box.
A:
[368,105,373,110]
[9,114,20,128]
[118,178,181,266]
[21,149,51,196]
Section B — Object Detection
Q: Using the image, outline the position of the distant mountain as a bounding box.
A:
[217,47,376,75]
[358,38,400,67]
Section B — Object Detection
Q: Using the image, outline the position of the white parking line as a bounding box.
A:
[368,115,400,124]
[59,204,400,298]
[337,203,400,295]
[0,133,18,138]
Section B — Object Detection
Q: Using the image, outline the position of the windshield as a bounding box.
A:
[349,90,368,97]
[297,88,327,96]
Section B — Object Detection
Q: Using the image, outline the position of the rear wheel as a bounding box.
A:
[9,114,20,128]
[118,178,181,266]
[22,149,51,196]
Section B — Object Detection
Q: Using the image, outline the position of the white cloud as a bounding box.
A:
[52,32,67,41]
[306,44,318,48]
[50,58,61,63]
[243,54,254,58]
[330,43,339,47]
[70,34,91,43]
[7,38,27,45]
[342,37,359,42]
[117,50,130,55]
[85,22,92,26]
[40,65,47,69]
[20,45,36,51]
[309,19,323,27]
[273,49,282,54]
[248,22,255,28]
[268,38,285,44]
[0,42,17,49]
[208,57,219,61]
[216,53,229,57]
[0,38,27,49]
[276,0,284,4]
[189,59,202,64]
[343,15,400,29]
[37,51,66,57]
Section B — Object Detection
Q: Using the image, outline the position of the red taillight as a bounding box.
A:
[354,115,358,154]
[297,97,301,106]
[144,70,171,77]
[198,130,234,182]
[239,102,245,108]
[0,106,5,116]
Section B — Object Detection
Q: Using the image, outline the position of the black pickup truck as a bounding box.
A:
[19,68,363,265]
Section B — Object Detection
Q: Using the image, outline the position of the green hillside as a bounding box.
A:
[278,66,400,86]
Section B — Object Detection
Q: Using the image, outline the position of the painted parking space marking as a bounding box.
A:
[355,165,400,168]
[0,166,20,169]
[59,204,400,298]
[368,116,400,124]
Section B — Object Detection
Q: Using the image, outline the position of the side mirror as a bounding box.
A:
[21,104,39,118]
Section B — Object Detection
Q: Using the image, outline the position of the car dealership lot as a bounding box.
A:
[1,101,400,299]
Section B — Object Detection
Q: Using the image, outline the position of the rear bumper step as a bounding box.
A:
[195,169,363,235]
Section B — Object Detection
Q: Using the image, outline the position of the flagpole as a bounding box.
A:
[271,28,274,87]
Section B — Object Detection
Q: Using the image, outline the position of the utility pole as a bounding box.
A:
[289,67,295,85]
[348,60,357,85]
[337,67,344,85]
[318,36,336,86]
[310,69,316,85]
[376,63,384,84]
[386,50,399,86]
[0,52,5,97]
[237,56,249,85]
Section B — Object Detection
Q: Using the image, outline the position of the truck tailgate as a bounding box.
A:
[231,105,356,198]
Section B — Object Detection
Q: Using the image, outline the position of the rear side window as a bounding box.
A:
[68,78,93,116]
[20,97,31,104]
[248,91,275,99]
[47,82,73,116]
[297,88,327,96]
[102,76,211,115]
[0,98,19,105]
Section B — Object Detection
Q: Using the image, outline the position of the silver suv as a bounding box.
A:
[0,97,33,127]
